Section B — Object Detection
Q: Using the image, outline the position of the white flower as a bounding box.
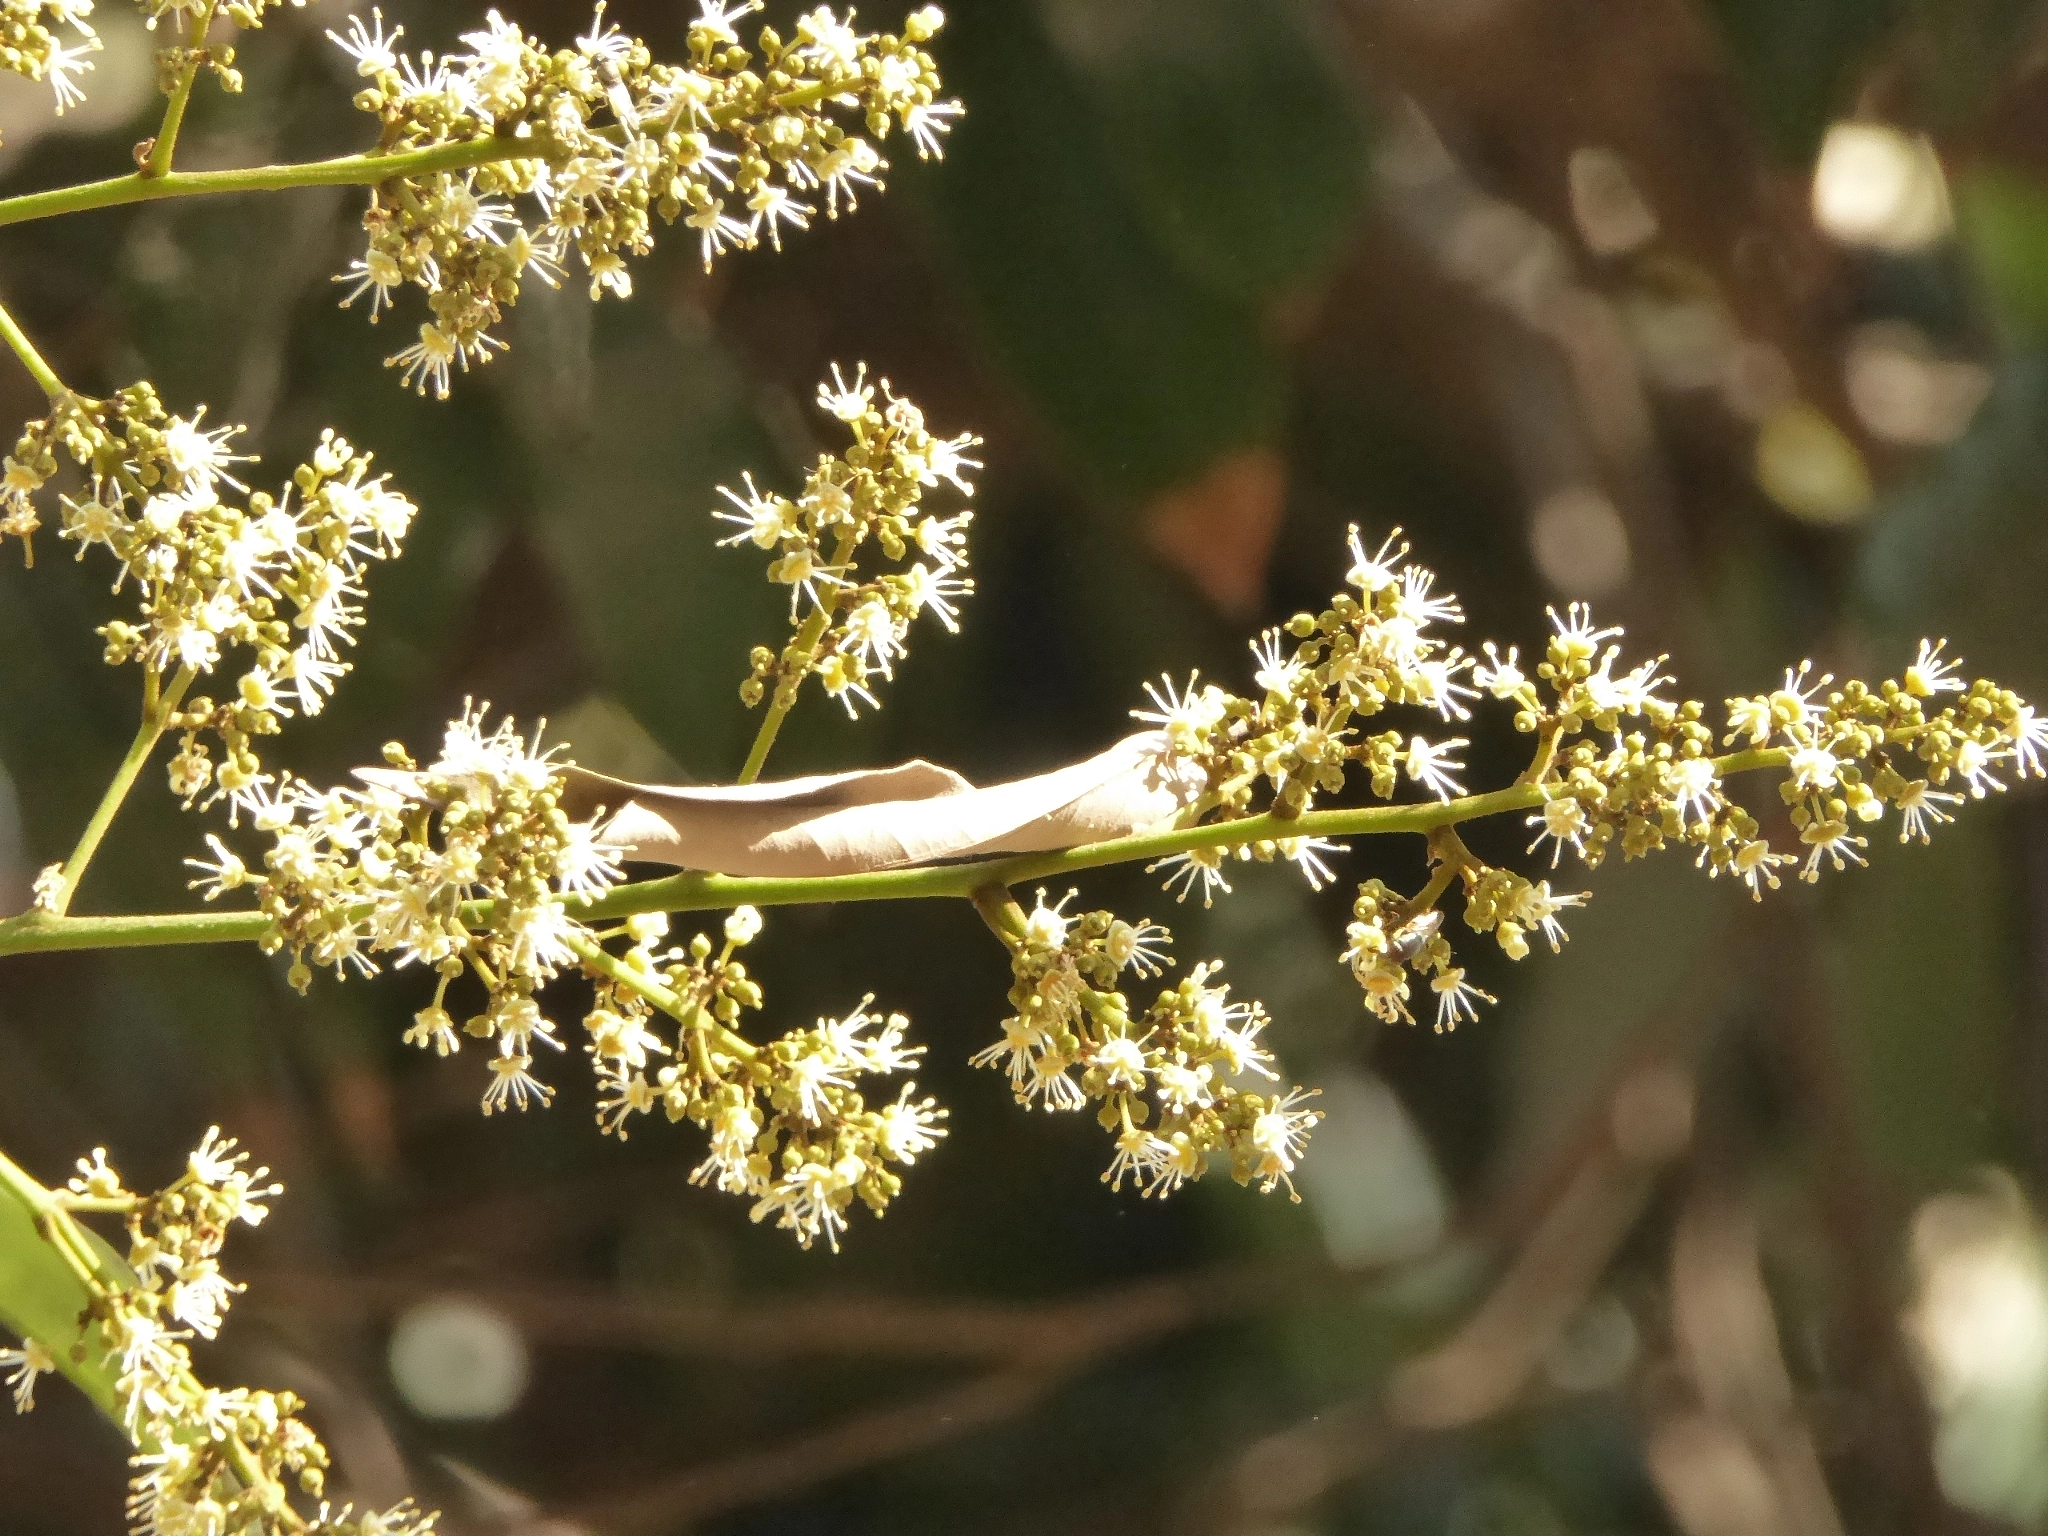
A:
[724,905,763,946]
[1726,694,1774,747]
[0,1339,54,1413]
[1905,638,1965,697]
[1104,1126,1173,1192]
[1152,1059,1214,1115]
[1787,743,1841,792]
[184,834,248,900]
[1667,756,1720,823]
[692,1100,764,1194]
[840,595,905,679]
[1249,1087,1320,1197]
[1430,967,1494,1031]
[1404,735,1469,800]
[1346,525,1408,593]
[1023,889,1073,948]
[746,182,815,250]
[46,36,96,114]
[876,1085,948,1162]
[794,6,866,69]
[1723,837,1788,900]
[2006,704,2047,778]
[1549,601,1622,657]
[750,1156,859,1251]
[904,99,963,159]
[481,1053,554,1114]
[1894,779,1960,844]
[1799,817,1868,881]
[713,471,794,550]
[1132,671,1229,756]
[816,362,875,422]
[1769,661,1831,733]
[1474,640,1527,699]
[554,819,625,897]
[969,1013,1052,1090]
[1526,794,1589,868]
[329,9,403,76]
[686,198,754,268]
[897,561,970,631]
[1515,881,1585,951]
[692,0,761,47]
[1148,845,1232,907]
[1091,1035,1148,1092]
[1103,918,1170,977]
[1394,564,1463,627]
[391,323,460,399]
[1277,836,1347,892]
[1954,736,2005,798]
[1022,1052,1086,1112]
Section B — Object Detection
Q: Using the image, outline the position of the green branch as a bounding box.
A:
[0,136,543,230]
[45,667,195,919]
[141,0,221,179]
[0,293,66,398]
[0,747,1794,957]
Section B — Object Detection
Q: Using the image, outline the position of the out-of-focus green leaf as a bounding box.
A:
[1957,167,2048,346]
[926,4,1288,497]
[1826,810,2013,1181]
[1704,0,1904,161]
[0,1156,126,1422]
[1041,0,1368,307]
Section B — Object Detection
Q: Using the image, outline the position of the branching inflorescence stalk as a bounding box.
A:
[0,746,1795,957]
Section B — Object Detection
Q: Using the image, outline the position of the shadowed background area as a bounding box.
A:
[2,0,2048,1532]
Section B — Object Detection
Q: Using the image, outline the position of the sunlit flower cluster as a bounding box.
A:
[1133,527,1480,841]
[329,2,958,395]
[580,906,944,1250]
[970,890,1321,1199]
[1,1130,435,1535]
[2,386,416,810]
[1127,530,2047,1035]
[193,705,625,1118]
[0,0,100,120]
[720,364,979,718]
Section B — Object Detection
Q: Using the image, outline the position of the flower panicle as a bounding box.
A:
[969,892,1318,1201]
[328,3,961,395]
[2,387,417,811]
[4,1129,439,1535]
[720,365,980,719]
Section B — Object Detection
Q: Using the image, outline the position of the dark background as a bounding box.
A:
[3,1,2048,1532]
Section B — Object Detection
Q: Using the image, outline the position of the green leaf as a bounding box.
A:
[0,1154,125,1423]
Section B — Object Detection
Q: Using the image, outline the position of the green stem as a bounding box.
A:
[737,526,862,784]
[46,666,195,918]
[142,0,221,179]
[0,746,1796,956]
[0,136,541,230]
[0,294,65,398]
[568,932,757,1060]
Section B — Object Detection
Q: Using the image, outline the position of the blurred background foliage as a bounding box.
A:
[2,0,2048,1532]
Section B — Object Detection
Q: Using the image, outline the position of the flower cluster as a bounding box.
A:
[329,3,958,396]
[1,387,416,809]
[1121,530,2047,1039]
[1341,879,1496,1033]
[1,1130,437,1535]
[582,906,944,1249]
[720,364,978,718]
[193,706,625,1104]
[143,0,305,100]
[1134,527,1480,825]
[0,0,99,120]
[971,891,1321,1199]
